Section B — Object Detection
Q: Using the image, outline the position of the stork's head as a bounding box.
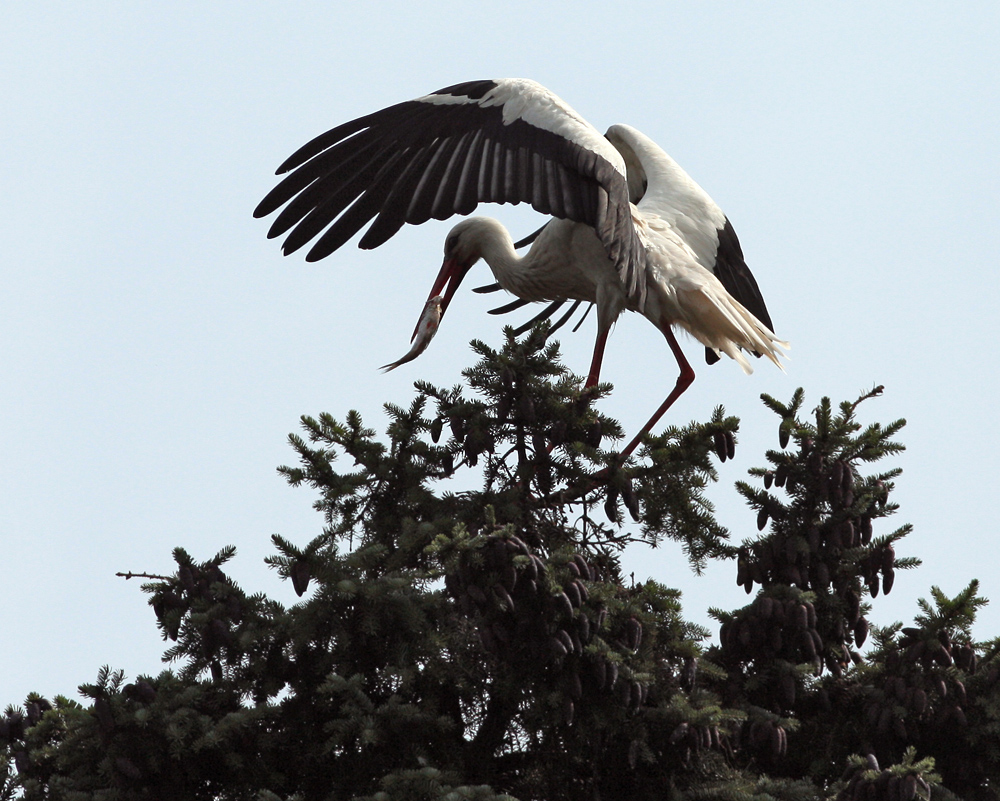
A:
[423,218,494,314]
[444,216,500,268]
[415,217,514,343]
[411,218,485,342]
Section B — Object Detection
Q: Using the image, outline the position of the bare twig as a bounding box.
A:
[116,571,171,581]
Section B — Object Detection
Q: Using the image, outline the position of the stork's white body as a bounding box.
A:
[463,208,783,377]
[255,78,787,455]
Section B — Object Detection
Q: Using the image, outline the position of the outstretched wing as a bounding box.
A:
[254,79,646,300]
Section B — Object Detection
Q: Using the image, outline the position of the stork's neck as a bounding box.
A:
[470,218,528,295]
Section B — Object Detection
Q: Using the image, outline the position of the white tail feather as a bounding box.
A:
[675,287,789,374]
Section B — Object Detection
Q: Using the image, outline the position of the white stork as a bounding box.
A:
[254,79,787,457]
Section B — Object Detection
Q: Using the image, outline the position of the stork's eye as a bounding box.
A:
[445,234,460,254]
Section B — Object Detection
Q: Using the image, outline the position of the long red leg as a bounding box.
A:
[619,327,695,459]
[546,328,610,458]
[586,328,610,387]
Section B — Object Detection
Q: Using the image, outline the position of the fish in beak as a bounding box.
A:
[381,256,472,372]
[380,296,443,372]
[413,257,471,340]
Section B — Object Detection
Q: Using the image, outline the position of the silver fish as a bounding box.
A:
[380,296,443,372]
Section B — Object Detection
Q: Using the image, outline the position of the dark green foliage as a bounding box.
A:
[2,330,997,799]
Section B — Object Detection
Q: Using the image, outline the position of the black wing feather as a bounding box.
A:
[358,145,437,250]
[488,298,533,315]
[511,301,567,337]
[513,222,548,249]
[267,136,398,240]
[255,80,642,297]
[704,217,774,364]
[305,149,413,260]
[453,129,487,215]
[431,131,475,219]
[712,218,773,330]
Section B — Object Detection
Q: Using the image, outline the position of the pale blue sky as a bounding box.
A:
[3,3,999,704]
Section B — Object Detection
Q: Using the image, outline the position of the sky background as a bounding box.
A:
[3,3,999,705]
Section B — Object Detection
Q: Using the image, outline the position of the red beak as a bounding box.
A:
[412,257,470,341]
